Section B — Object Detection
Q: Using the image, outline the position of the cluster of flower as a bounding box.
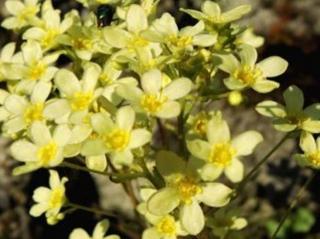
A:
[0,0,320,238]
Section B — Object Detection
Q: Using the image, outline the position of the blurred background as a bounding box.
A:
[0,0,320,238]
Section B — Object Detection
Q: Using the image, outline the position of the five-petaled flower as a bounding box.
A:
[30,170,68,225]
[187,112,263,182]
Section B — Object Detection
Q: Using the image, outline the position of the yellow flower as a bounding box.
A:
[294,132,320,169]
[117,69,192,118]
[52,63,101,121]
[147,151,232,235]
[23,1,73,50]
[5,41,60,94]
[81,106,151,167]
[143,13,217,52]
[103,4,152,54]
[187,112,263,182]
[2,0,40,30]
[187,111,214,137]
[69,219,120,239]
[2,82,68,135]
[181,1,251,25]
[0,42,17,81]
[256,85,320,134]
[30,170,68,225]
[217,45,288,93]
[10,122,71,175]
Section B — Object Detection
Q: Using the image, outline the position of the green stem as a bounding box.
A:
[68,202,118,219]
[236,133,291,194]
[271,172,316,239]
[110,172,146,183]
[138,157,163,188]
[60,161,111,176]
[201,92,230,101]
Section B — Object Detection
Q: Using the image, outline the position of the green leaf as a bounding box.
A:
[292,208,315,233]
[97,96,117,115]
[265,219,290,239]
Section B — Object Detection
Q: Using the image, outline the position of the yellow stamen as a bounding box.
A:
[193,115,208,136]
[70,91,93,111]
[168,35,193,48]
[128,36,149,49]
[103,128,130,151]
[28,62,46,80]
[209,143,236,167]
[48,187,65,209]
[37,141,58,166]
[308,151,320,168]
[72,38,92,50]
[24,103,44,124]
[233,65,263,85]
[174,176,202,204]
[17,5,38,23]
[140,94,167,114]
[41,29,59,48]
[156,215,177,236]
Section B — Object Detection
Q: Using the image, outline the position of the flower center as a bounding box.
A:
[209,143,236,167]
[168,35,193,48]
[49,187,65,210]
[140,94,167,114]
[42,29,59,48]
[308,151,320,168]
[18,5,38,22]
[103,128,130,151]
[28,62,46,80]
[24,103,44,124]
[129,36,149,49]
[287,114,307,128]
[233,65,262,85]
[71,91,93,111]
[72,38,92,50]
[37,142,58,166]
[175,177,202,204]
[156,215,177,236]
[194,118,208,136]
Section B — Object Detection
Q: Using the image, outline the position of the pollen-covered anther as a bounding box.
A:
[71,91,93,111]
[209,143,236,167]
[99,73,112,85]
[42,29,59,48]
[29,62,46,80]
[194,118,208,136]
[233,65,263,85]
[308,151,320,168]
[103,128,130,151]
[72,38,92,50]
[37,141,58,166]
[24,103,44,124]
[18,6,38,22]
[176,177,202,204]
[140,94,167,114]
[129,36,149,48]
[48,187,65,210]
[156,215,177,236]
[168,35,193,48]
